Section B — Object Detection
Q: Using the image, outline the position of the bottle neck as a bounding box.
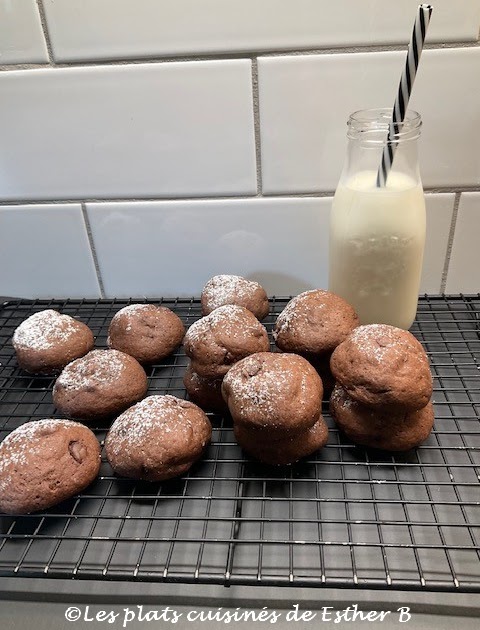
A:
[341,135,421,187]
[340,108,422,187]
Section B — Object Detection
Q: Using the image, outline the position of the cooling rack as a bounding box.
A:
[0,295,479,592]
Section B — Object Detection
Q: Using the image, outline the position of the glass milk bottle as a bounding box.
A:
[328,109,426,330]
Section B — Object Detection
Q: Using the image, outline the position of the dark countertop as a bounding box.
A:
[1,296,480,626]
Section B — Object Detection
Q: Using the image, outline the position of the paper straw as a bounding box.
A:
[376,4,433,187]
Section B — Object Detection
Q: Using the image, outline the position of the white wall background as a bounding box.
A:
[0,0,479,298]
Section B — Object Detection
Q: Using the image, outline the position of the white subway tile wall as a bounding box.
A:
[0,0,48,64]
[0,1,479,298]
[86,198,330,298]
[42,0,480,62]
[259,48,480,193]
[422,194,456,294]
[0,204,100,298]
[0,61,256,200]
[446,193,480,293]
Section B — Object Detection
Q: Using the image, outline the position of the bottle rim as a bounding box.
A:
[347,108,422,142]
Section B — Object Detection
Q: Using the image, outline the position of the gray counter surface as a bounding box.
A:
[1,578,480,628]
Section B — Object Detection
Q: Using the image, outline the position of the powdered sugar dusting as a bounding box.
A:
[188,369,220,388]
[109,305,151,338]
[12,310,81,351]
[224,354,310,416]
[331,385,354,410]
[55,349,127,390]
[348,324,419,364]
[185,304,262,345]
[114,304,151,317]
[203,275,262,311]
[189,370,203,387]
[299,371,309,396]
[106,395,198,456]
[0,419,77,492]
[274,290,326,338]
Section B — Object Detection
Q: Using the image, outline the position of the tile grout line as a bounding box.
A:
[35,0,55,65]
[257,39,480,56]
[81,203,106,298]
[1,39,479,73]
[440,192,461,293]
[251,58,263,196]
[0,187,479,206]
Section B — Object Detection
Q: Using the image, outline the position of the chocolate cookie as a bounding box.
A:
[183,363,228,414]
[222,352,323,435]
[330,384,434,451]
[108,304,185,363]
[201,275,269,320]
[0,419,101,514]
[183,305,269,379]
[105,395,212,481]
[234,415,328,465]
[53,349,148,420]
[12,310,94,375]
[330,324,433,412]
[273,290,359,355]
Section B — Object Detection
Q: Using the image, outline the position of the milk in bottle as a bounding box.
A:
[328,110,426,330]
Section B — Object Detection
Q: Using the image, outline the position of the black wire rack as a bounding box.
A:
[0,295,479,592]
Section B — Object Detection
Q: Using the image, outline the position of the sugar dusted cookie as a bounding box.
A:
[201,275,269,320]
[183,305,269,379]
[13,310,94,375]
[183,363,228,414]
[105,395,212,481]
[331,324,432,412]
[274,290,359,355]
[53,349,148,420]
[0,419,101,514]
[108,304,185,363]
[234,415,328,465]
[330,384,434,451]
[222,352,323,435]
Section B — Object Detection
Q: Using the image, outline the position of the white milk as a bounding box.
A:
[329,170,426,329]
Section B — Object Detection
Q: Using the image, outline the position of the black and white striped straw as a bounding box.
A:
[376,4,433,188]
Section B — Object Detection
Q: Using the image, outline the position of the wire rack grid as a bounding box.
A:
[0,295,479,592]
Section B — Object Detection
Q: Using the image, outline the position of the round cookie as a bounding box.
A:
[330,324,433,412]
[183,363,228,414]
[105,395,212,481]
[330,384,434,451]
[53,349,148,420]
[273,290,359,355]
[12,310,94,375]
[0,419,101,514]
[234,415,328,465]
[183,305,270,379]
[222,352,323,435]
[108,304,185,363]
[201,275,269,320]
